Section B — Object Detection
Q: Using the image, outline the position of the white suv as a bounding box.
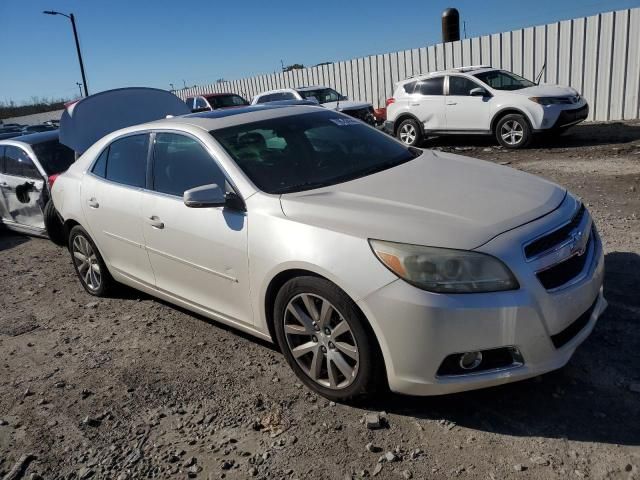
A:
[384,66,589,149]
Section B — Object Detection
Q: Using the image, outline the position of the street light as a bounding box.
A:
[43,10,89,97]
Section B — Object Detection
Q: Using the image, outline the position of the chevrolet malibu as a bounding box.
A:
[51,105,606,401]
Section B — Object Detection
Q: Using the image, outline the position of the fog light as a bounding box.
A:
[459,351,483,370]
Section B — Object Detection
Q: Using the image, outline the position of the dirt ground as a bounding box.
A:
[1,121,639,480]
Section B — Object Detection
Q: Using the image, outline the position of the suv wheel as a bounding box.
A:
[274,276,383,401]
[396,119,423,147]
[68,225,114,296]
[495,114,531,149]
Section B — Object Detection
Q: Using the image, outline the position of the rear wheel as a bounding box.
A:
[495,114,531,149]
[68,225,114,296]
[43,200,66,246]
[396,118,424,147]
[274,276,383,401]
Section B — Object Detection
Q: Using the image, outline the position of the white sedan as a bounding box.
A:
[52,104,606,400]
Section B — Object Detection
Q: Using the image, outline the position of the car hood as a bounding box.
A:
[280,150,565,250]
[509,84,579,97]
[322,100,372,111]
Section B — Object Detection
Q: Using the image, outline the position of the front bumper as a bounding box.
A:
[533,101,589,131]
[358,200,606,396]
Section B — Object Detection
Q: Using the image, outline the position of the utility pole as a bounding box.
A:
[43,11,89,97]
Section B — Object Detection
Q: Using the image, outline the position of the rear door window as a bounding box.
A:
[104,134,149,188]
[416,77,444,96]
[4,146,41,179]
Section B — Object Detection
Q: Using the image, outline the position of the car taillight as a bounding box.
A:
[48,174,60,188]
[385,98,395,106]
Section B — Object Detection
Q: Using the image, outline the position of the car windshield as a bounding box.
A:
[473,70,536,91]
[207,95,249,108]
[31,140,75,174]
[211,110,419,194]
[298,88,343,104]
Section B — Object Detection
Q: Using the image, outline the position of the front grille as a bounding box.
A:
[550,297,598,348]
[536,234,592,289]
[525,204,586,259]
[554,105,589,127]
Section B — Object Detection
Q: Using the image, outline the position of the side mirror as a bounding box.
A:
[191,106,211,113]
[183,184,246,211]
[470,87,489,97]
[341,95,348,101]
[184,184,226,208]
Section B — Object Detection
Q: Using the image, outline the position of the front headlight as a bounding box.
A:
[369,239,519,293]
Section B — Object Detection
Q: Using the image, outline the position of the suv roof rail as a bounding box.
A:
[451,65,492,72]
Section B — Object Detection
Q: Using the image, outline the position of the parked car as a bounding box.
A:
[51,104,606,401]
[384,65,589,148]
[0,130,74,242]
[251,86,376,125]
[184,93,249,113]
[0,126,24,141]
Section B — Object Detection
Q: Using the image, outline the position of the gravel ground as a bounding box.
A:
[1,121,639,480]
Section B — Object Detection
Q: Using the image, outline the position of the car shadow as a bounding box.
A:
[362,251,640,446]
[423,121,640,150]
[0,230,31,252]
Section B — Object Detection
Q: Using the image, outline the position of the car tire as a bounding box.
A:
[44,200,66,246]
[68,225,114,296]
[495,114,531,149]
[396,118,424,147]
[274,276,384,402]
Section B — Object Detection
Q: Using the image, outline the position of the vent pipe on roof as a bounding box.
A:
[442,8,460,43]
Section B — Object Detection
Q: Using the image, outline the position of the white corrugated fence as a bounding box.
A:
[175,7,640,122]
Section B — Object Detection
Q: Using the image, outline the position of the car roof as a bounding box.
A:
[295,85,330,92]
[201,92,243,98]
[0,130,59,145]
[142,104,325,131]
[400,66,496,83]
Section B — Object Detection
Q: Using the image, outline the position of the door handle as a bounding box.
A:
[148,216,164,229]
[88,198,99,209]
[410,103,421,106]
[446,102,458,105]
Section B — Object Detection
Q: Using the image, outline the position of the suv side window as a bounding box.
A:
[449,76,481,96]
[403,81,417,94]
[104,134,149,188]
[152,133,226,197]
[4,146,41,179]
[416,77,444,96]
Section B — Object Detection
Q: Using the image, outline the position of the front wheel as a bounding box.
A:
[274,276,383,401]
[495,114,532,149]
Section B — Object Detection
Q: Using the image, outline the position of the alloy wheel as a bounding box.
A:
[72,235,102,291]
[399,123,417,145]
[284,293,359,389]
[501,120,524,146]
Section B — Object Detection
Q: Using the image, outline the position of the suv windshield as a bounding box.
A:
[31,140,75,174]
[207,94,249,108]
[211,110,419,194]
[298,88,343,104]
[473,70,535,91]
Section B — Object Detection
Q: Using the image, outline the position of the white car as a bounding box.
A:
[52,104,606,401]
[251,86,376,124]
[384,66,589,148]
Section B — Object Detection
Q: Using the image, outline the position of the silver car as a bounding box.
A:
[0,130,74,242]
[52,105,606,401]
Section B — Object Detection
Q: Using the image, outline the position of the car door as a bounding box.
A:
[407,77,446,131]
[0,146,10,223]
[445,75,493,131]
[80,133,156,286]
[140,132,251,324]
[0,145,46,230]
